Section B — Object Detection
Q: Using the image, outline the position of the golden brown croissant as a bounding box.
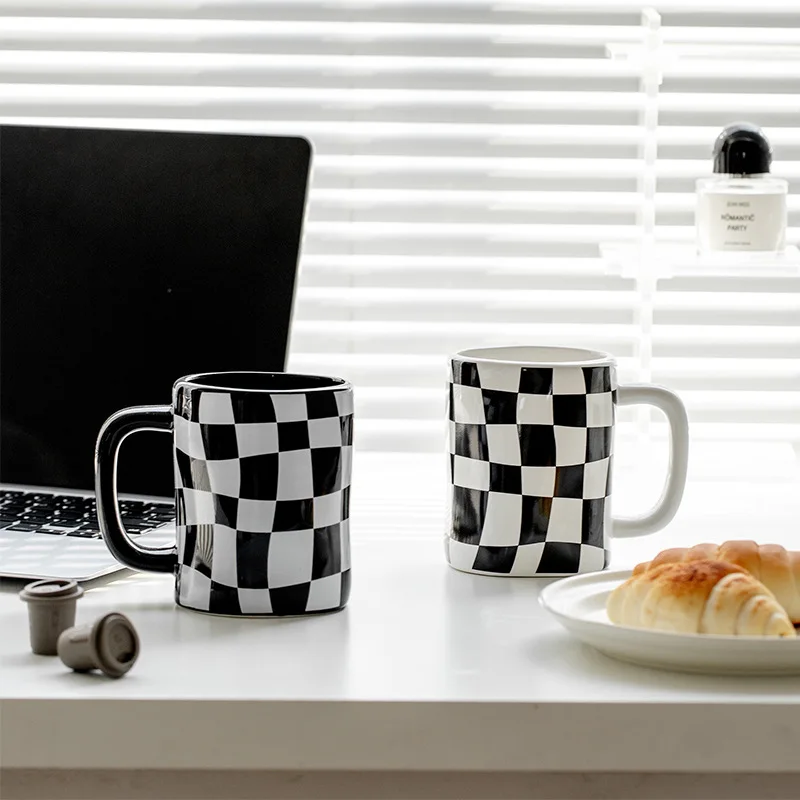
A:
[633,540,800,623]
[607,560,795,637]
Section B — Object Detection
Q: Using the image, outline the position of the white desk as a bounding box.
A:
[3,451,800,799]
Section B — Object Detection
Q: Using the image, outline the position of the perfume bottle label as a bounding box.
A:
[697,193,786,252]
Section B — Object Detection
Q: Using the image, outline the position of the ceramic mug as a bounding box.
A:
[95,372,353,616]
[445,346,689,576]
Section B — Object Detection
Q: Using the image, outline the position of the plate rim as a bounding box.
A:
[539,569,800,646]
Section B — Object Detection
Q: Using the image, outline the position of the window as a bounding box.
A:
[6,1,800,487]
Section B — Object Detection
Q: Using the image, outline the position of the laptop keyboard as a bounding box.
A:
[0,490,175,539]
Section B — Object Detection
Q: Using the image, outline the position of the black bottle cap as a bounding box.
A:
[712,122,772,176]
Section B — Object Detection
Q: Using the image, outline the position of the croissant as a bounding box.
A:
[633,540,800,623]
[607,560,795,637]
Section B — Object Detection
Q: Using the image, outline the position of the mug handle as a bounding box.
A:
[95,405,178,573]
[613,384,689,538]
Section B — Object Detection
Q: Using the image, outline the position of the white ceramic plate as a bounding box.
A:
[539,570,800,675]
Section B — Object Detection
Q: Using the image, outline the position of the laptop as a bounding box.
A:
[0,125,311,581]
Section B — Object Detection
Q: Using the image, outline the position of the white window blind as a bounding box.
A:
[5,0,800,462]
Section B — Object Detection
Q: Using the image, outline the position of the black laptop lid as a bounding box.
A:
[0,125,310,497]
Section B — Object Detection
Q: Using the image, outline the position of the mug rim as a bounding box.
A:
[454,345,615,367]
[176,371,351,394]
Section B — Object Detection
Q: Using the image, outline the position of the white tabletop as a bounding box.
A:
[2,448,800,773]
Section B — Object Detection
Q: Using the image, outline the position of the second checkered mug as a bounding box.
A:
[95,372,353,616]
[446,346,689,577]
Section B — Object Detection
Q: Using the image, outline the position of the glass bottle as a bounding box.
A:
[696,122,788,255]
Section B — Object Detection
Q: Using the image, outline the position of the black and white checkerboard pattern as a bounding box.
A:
[172,386,353,615]
[446,359,615,576]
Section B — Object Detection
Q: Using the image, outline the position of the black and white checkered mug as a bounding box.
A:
[446,346,689,576]
[96,372,353,615]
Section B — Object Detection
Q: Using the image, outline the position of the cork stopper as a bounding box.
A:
[57,612,139,678]
[19,579,84,655]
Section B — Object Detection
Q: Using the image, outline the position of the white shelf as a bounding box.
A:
[601,241,800,279]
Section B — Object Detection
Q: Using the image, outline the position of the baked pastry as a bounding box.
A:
[607,560,795,637]
[633,541,800,623]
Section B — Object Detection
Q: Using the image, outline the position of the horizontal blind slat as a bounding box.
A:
[0,117,647,149]
[315,154,642,177]
[4,0,800,16]
[0,19,645,55]
[0,51,640,81]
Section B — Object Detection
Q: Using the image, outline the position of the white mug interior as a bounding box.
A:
[455,345,614,367]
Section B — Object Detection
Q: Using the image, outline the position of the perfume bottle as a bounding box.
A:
[696,122,787,255]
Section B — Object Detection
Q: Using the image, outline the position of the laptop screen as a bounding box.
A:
[0,125,310,498]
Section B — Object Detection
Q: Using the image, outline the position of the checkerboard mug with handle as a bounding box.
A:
[95,372,353,615]
[446,346,689,576]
